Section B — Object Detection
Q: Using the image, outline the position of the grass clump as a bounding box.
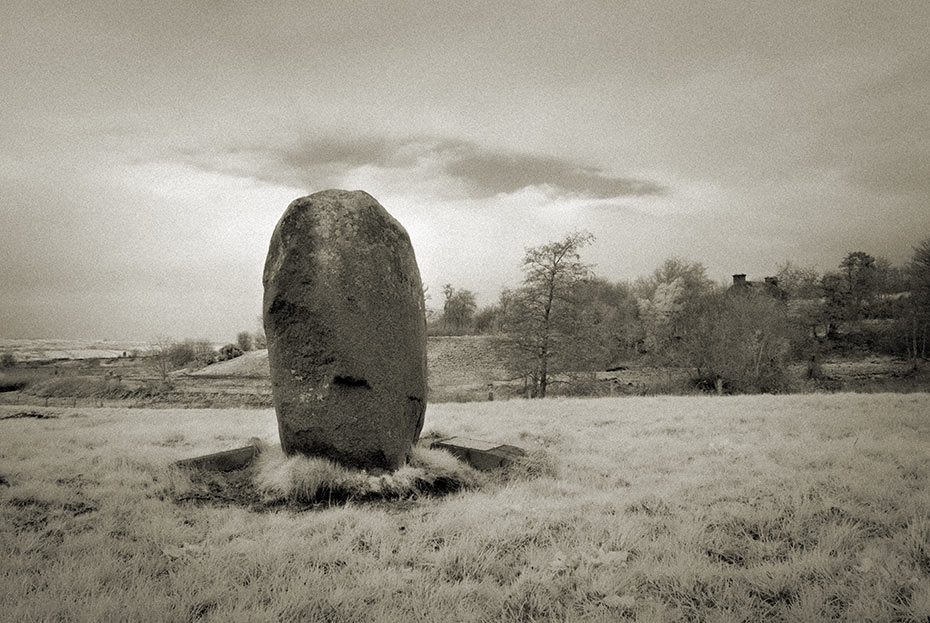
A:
[254,444,482,506]
[494,447,558,482]
[168,443,490,510]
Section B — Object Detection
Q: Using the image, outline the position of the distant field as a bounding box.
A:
[0,338,154,361]
[3,335,926,408]
[0,336,513,406]
[2,393,930,621]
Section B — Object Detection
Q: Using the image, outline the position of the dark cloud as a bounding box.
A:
[436,140,666,199]
[272,137,414,170]
[201,136,665,200]
[176,137,416,192]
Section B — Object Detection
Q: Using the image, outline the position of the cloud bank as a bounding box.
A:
[183,136,667,203]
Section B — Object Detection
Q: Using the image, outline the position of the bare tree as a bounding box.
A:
[501,231,595,398]
[634,257,713,301]
[148,335,174,384]
[775,261,822,300]
[905,237,930,362]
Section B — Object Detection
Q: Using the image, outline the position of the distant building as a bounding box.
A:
[728,274,786,300]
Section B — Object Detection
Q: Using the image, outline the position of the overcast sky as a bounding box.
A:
[2,1,929,341]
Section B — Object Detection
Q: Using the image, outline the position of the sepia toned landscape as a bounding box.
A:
[4,1,930,621]
[2,278,930,621]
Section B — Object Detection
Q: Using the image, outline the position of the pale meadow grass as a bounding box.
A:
[253,444,483,504]
[1,394,929,621]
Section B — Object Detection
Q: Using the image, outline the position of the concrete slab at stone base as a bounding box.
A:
[430,437,526,471]
[173,438,267,472]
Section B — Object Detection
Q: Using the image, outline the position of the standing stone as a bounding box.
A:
[262,190,427,471]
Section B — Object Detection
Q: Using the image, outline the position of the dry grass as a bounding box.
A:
[26,375,135,398]
[250,444,484,506]
[2,393,930,622]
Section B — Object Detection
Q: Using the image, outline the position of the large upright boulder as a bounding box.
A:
[262,190,427,471]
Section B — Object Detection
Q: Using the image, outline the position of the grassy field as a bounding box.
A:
[2,393,930,622]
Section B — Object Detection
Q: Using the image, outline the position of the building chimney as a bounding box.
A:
[732,274,747,286]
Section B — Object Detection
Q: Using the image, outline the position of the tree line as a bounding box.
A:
[141,235,930,397]
[430,233,930,397]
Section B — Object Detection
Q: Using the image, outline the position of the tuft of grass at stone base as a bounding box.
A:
[168,441,550,510]
[254,444,484,506]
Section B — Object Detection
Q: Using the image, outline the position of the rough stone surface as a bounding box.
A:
[430,437,526,471]
[173,438,267,472]
[263,190,427,471]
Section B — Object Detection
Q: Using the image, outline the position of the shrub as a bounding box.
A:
[855,319,921,358]
[167,339,215,369]
[149,338,218,379]
[166,341,196,369]
[472,305,502,334]
[218,344,244,361]
[678,290,796,393]
[0,373,30,392]
[236,331,253,352]
[1,352,15,368]
[193,350,218,367]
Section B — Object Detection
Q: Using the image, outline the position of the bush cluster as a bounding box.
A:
[0,374,30,392]
[676,290,795,394]
[218,344,243,361]
[166,339,217,369]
